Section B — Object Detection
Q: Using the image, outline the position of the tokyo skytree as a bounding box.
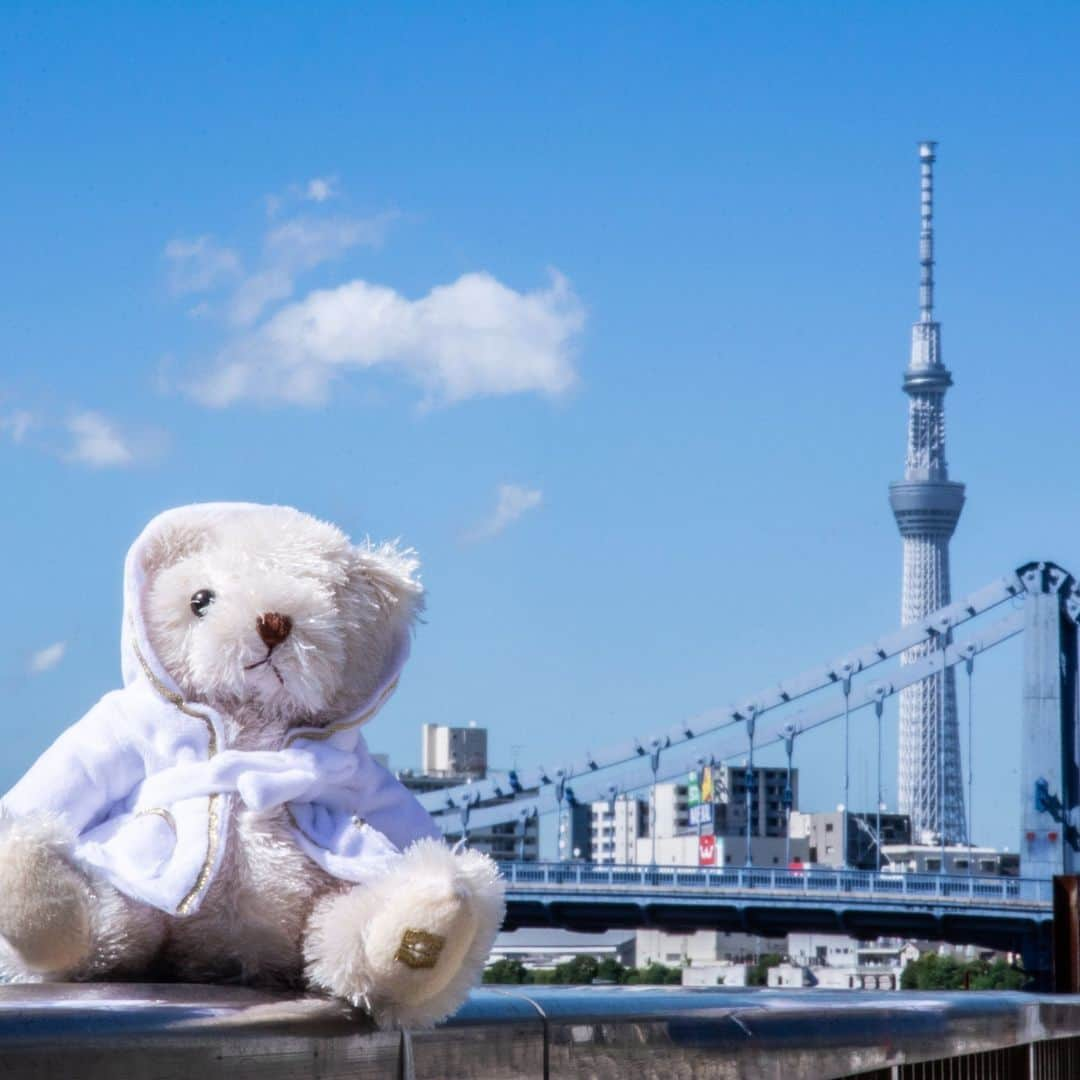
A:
[889,142,967,846]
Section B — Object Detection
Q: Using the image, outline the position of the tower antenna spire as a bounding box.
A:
[890,141,967,848]
[919,141,937,323]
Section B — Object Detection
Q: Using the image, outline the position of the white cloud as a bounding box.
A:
[305,176,338,203]
[467,483,543,542]
[191,270,584,408]
[64,411,135,468]
[29,641,66,674]
[0,410,35,443]
[229,214,392,327]
[264,176,339,218]
[164,236,242,296]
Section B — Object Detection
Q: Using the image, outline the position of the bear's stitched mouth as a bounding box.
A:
[244,649,286,687]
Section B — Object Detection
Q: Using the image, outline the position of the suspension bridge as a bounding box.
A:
[419,560,1080,974]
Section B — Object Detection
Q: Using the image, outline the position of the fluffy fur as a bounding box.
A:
[0,505,504,1028]
[305,839,505,1028]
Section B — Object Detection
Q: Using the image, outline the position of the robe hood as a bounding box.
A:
[2,503,439,918]
[119,502,413,734]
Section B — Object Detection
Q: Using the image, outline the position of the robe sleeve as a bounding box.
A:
[1,691,149,836]
[351,744,442,850]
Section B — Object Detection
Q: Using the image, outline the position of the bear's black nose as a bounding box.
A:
[257,612,293,648]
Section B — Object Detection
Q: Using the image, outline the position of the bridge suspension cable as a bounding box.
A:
[424,564,1077,837]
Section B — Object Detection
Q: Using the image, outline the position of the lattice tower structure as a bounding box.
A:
[889,142,967,845]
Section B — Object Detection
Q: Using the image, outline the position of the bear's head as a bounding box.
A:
[141,505,422,722]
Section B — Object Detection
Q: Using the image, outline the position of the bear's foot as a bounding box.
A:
[304,839,505,1028]
[0,814,93,978]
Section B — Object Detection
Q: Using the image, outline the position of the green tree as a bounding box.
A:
[900,953,1027,991]
[483,958,530,984]
[901,953,966,990]
[595,957,628,984]
[969,959,1027,990]
[625,962,682,985]
[746,953,783,987]
[553,954,600,985]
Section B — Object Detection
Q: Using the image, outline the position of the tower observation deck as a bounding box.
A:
[889,141,967,845]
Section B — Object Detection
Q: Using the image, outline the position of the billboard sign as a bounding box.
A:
[689,802,713,827]
[701,766,715,804]
[698,834,717,866]
[687,769,701,808]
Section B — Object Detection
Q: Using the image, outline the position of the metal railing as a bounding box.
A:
[500,860,1054,907]
[3,983,1080,1079]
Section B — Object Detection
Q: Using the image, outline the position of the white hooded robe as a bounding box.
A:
[0,504,441,917]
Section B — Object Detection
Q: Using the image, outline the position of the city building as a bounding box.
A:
[636,833,808,869]
[889,141,968,846]
[789,810,912,870]
[590,795,648,865]
[557,803,594,862]
[769,933,920,991]
[589,765,799,867]
[692,766,798,840]
[421,722,488,778]
[881,844,1019,877]
[398,724,542,861]
[654,781,691,838]
[637,929,784,969]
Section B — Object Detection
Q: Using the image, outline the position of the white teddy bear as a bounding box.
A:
[0,503,505,1028]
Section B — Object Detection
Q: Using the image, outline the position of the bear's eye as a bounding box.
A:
[190,589,215,617]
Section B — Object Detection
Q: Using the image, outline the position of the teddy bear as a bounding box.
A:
[0,502,505,1029]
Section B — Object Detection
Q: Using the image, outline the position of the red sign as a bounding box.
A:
[698,834,717,866]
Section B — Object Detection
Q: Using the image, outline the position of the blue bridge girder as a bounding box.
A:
[500,862,1052,955]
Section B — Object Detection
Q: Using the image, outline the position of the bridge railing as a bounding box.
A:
[4,984,1080,1079]
[499,860,1053,905]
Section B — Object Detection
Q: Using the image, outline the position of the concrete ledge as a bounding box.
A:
[2,984,1080,1078]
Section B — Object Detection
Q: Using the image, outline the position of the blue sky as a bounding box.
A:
[2,3,1078,853]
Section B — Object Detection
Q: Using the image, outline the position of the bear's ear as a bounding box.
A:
[337,540,425,712]
[140,520,213,577]
[350,541,425,632]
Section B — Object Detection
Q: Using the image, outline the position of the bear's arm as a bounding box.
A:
[0,691,148,835]
[352,753,443,851]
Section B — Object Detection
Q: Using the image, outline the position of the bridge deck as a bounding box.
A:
[502,863,1053,953]
[2,983,1080,1079]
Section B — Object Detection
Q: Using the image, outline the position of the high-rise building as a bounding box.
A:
[789,810,912,870]
[421,722,488,779]
[889,142,967,845]
[399,724,540,861]
[589,766,798,865]
[590,795,648,865]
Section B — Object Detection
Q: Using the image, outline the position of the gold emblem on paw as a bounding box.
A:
[395,928,446,970]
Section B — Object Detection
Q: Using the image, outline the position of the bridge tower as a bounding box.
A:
[890,141,967,845]
[1020,562,1080,880]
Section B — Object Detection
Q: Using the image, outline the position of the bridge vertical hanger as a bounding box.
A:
[516,806,536,862]
[744,706,758,867]
[938,634,947,871]
[873,686,888,872]
[840,666,854,867]
[555,770,569,863]
[782,725,797,868]
[963,644,977,876]
[648,740,663,868]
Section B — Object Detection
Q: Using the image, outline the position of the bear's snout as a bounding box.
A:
[256,612,293,648]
